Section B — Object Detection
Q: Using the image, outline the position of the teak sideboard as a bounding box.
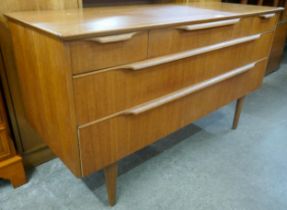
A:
[5,2,282,205]
[0,0,194,169]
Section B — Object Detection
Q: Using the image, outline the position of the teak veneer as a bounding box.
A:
[5,2,282,205]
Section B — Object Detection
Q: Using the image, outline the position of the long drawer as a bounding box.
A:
[149,14,278,57]
[78,59,267,175]
[73,32,273,125]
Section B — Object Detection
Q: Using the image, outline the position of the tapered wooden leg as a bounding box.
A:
[104,163,118,206]
[232,96,245,129]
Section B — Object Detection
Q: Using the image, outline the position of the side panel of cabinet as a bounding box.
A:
[0,0,80,166]
[9,21,81,176]
[0,130,11,160]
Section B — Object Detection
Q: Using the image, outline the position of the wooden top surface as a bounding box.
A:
[5,2,283,40]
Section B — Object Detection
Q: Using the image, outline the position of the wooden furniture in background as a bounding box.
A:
[267,9,287,73]
[0,0,82,169]
[0,0,209,169]
[0,51,26,187]
[6,3,281,205]
[239,0,287,73]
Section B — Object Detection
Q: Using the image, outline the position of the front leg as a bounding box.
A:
[232,96,245,129]
[104,162,118,206]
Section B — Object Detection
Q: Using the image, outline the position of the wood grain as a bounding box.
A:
[120,34,261,71]
[124,62,256,115]
[0,85,15,163]
[0,47,26,187]
[0,87,14,161]
[6,4,279,204]
[0,126,11,160]
[73,32,273,125]
[148,14,278,57]
[70,32,148,74]
[9,21,81,176]
[0,155,26,188]
[0,0,81,168]
[74,33,263,77]
[0,0,80,22]
[4,3,283,40]
[79,60,268,176]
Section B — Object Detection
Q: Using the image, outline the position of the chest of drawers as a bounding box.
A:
[0,59,26,187]
[5,2,282,205]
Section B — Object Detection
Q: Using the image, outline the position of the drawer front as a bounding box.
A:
[70,32,148,74]
[149,14,278,57]
[79,60,267,175]
[73,32,273,125]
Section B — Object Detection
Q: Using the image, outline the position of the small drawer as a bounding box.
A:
[148,14,278,57]
[73,32,273,125]
[78,59,267,175]
[69,32,148,74]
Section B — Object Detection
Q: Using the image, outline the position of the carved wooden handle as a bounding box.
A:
[177,18,240,31]
[121,34,261,71]
[260,13,275,19]
[87,32,137,43]
[124,62,257,115]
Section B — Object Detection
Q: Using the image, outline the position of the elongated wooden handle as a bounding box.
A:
[87,32,137,43]
[121,34,261,71]
[177,18,240,31]
[260,13,275,19]
[124,62,257,115]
